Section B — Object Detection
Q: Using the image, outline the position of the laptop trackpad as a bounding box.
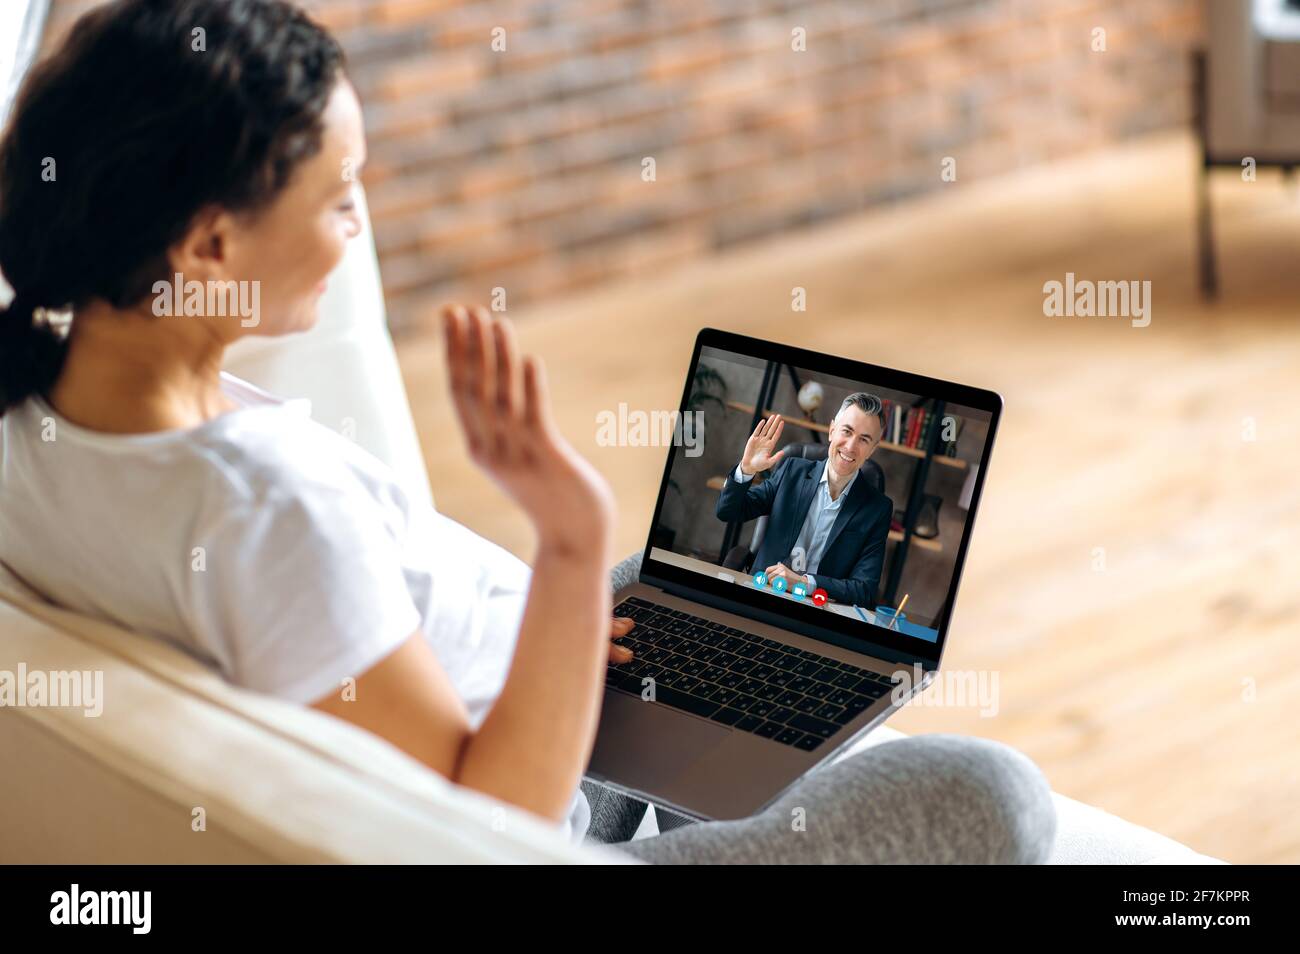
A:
[590,690,731,789]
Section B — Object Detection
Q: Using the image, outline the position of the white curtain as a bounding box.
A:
[1,0,50,128]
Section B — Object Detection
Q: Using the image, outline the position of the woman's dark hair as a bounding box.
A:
[0,0,345,414]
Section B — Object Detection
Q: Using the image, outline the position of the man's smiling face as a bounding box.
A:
[827,403,883,480]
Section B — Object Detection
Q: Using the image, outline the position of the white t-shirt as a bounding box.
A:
[0,372,590,840]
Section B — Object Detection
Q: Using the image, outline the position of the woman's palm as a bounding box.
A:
[443,305,615,549]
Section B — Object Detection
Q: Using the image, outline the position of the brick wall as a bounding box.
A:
[40,0,1204,333]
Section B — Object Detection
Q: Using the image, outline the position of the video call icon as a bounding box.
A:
[752,573,825,608]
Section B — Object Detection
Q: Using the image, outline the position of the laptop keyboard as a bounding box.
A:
[608,597,896,752]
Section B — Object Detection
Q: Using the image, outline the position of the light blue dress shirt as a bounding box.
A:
[733,458,858,591]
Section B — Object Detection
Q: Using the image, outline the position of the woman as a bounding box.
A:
[0,0,1055,862]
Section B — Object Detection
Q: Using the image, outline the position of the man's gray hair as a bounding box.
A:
[836,391,887,436]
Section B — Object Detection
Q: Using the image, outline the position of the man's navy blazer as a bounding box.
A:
[715,456,893,608]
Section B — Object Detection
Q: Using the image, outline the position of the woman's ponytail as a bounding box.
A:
[0,290,68,415]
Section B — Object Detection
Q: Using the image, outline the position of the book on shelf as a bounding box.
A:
[876,400,965,459]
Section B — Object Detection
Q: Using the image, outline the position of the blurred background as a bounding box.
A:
[40,0,1200,329]
[25,0,1300,863]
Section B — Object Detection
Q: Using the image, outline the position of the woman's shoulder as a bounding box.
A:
[3,382,405,523]
[190,406,384,510]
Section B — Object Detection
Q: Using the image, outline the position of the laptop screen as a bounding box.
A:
[640,329,1001,663]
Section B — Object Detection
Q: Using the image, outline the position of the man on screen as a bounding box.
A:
[716,392,893,608]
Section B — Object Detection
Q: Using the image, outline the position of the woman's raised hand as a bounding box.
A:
[442,304,615,555]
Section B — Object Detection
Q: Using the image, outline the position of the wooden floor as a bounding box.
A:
[396,132,1300,864]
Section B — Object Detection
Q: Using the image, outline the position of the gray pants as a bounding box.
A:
[601,555,1057,863]
[582,733,1056,863]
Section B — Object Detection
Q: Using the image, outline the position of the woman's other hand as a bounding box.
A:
[609,616,635,664]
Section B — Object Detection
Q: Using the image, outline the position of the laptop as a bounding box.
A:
[587,328,1003,820]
